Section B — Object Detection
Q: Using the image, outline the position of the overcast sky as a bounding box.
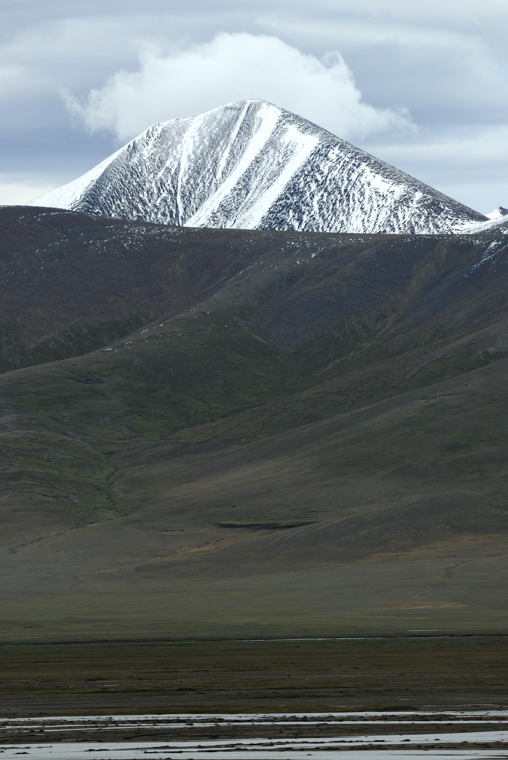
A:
[2,0,507,212]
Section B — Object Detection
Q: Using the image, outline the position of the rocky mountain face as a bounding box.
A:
[29,100,488,235]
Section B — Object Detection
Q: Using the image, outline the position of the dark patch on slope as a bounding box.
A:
[159,492,508,578]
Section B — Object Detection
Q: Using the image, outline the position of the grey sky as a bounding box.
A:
[2,0,507,212]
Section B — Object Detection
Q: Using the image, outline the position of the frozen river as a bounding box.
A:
[1,711,508,759]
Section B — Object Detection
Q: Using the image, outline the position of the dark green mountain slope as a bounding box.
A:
[0,206,298,373]
[1,207,508,637]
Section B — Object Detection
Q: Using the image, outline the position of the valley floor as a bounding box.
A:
[1,636,508,718]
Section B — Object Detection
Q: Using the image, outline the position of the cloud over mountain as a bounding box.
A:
[63,33,415,143]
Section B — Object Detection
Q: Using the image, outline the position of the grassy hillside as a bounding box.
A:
[1,208,508,638]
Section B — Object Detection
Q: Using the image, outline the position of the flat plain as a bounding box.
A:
[2,636,508,719]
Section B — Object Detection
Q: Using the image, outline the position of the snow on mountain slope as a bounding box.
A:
[464,207,508,234]
[487,206,508,220]
[30,100,488,235]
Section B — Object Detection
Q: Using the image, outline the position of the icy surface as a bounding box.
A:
[4,737,508,759]
[4,709,508,729]
[3,712,508,758]
[29,100,487,235]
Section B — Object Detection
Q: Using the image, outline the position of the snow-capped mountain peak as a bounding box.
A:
[30,99,488,235]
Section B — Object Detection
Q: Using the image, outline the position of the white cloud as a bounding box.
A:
[63,32,415,143]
